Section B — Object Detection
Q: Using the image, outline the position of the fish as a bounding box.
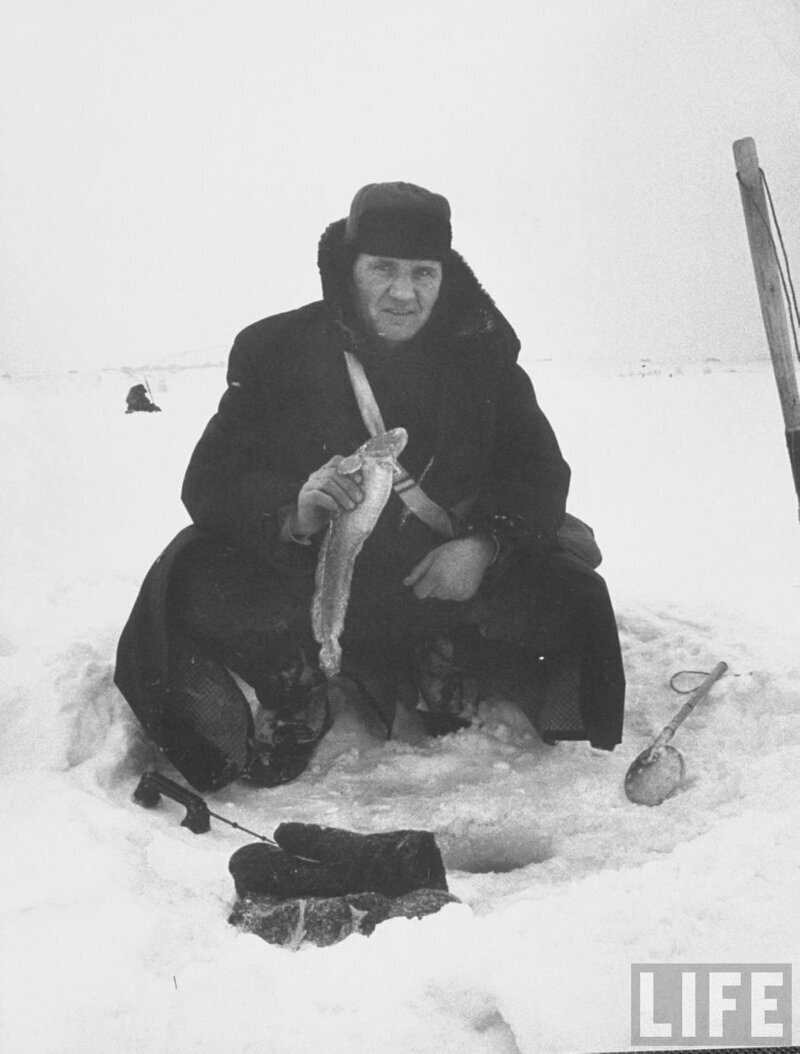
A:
[312,427,408,677]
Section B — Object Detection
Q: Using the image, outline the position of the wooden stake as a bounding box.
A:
[734,137,800,516]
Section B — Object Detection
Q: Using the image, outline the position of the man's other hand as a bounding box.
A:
[404,536,495,601]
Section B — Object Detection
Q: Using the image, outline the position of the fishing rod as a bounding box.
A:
[133,771,276,843]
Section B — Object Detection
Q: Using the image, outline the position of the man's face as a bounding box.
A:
[352,253,443,344]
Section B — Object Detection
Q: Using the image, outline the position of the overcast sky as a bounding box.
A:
[2,0,800,376]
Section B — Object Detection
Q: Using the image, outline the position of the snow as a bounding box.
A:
[1,357,799,1054]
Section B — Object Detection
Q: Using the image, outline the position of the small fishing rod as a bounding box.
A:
[133,771,276,843]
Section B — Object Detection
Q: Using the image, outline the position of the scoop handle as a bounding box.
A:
[650,661,728,751]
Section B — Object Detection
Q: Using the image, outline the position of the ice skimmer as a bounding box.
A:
[624,661,728,806]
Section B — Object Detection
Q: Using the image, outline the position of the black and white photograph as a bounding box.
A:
[1,2,798,1051]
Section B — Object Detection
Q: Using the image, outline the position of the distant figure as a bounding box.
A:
[125,384,161,414]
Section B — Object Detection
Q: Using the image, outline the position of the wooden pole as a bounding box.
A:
[733,137,800,515]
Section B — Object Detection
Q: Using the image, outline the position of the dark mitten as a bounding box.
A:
[229,843,355,898]
[273,823,448,897]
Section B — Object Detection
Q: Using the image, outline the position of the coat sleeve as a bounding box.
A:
[181,331,313,569]
[467,361,571,557]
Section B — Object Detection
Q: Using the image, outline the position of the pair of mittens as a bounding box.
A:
[228,822,449,900]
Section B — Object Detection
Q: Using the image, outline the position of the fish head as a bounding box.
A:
[339,427,408,475]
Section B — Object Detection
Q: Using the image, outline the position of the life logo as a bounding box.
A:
[631,963,792,1047]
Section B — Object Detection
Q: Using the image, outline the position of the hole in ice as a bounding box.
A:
[438,824,553,874]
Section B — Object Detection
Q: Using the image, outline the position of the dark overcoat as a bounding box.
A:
[115,221,625,790]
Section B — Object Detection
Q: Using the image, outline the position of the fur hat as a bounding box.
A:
[344,182,452,261]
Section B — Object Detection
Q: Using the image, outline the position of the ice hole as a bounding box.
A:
[440,828,553,874]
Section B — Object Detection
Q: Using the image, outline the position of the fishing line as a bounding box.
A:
[736,169,800,364]
[761,168,800,349]
[206,811,274,843]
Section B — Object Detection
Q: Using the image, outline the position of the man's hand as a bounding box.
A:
[284,456,364,540]
[404,536,496,601]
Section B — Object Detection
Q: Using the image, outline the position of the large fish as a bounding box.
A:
[312,427,408,677]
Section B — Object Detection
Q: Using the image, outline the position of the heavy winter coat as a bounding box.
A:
[181,220,572,582]
[115,221,625,790]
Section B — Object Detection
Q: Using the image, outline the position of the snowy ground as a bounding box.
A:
[1,357,798,1054]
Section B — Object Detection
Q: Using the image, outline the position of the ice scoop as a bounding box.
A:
[624,661,728,806]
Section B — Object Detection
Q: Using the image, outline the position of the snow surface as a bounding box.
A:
[1,358,799,1054]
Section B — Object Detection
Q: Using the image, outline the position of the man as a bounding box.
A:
[115,182,625,792]
[125,383,161,413]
